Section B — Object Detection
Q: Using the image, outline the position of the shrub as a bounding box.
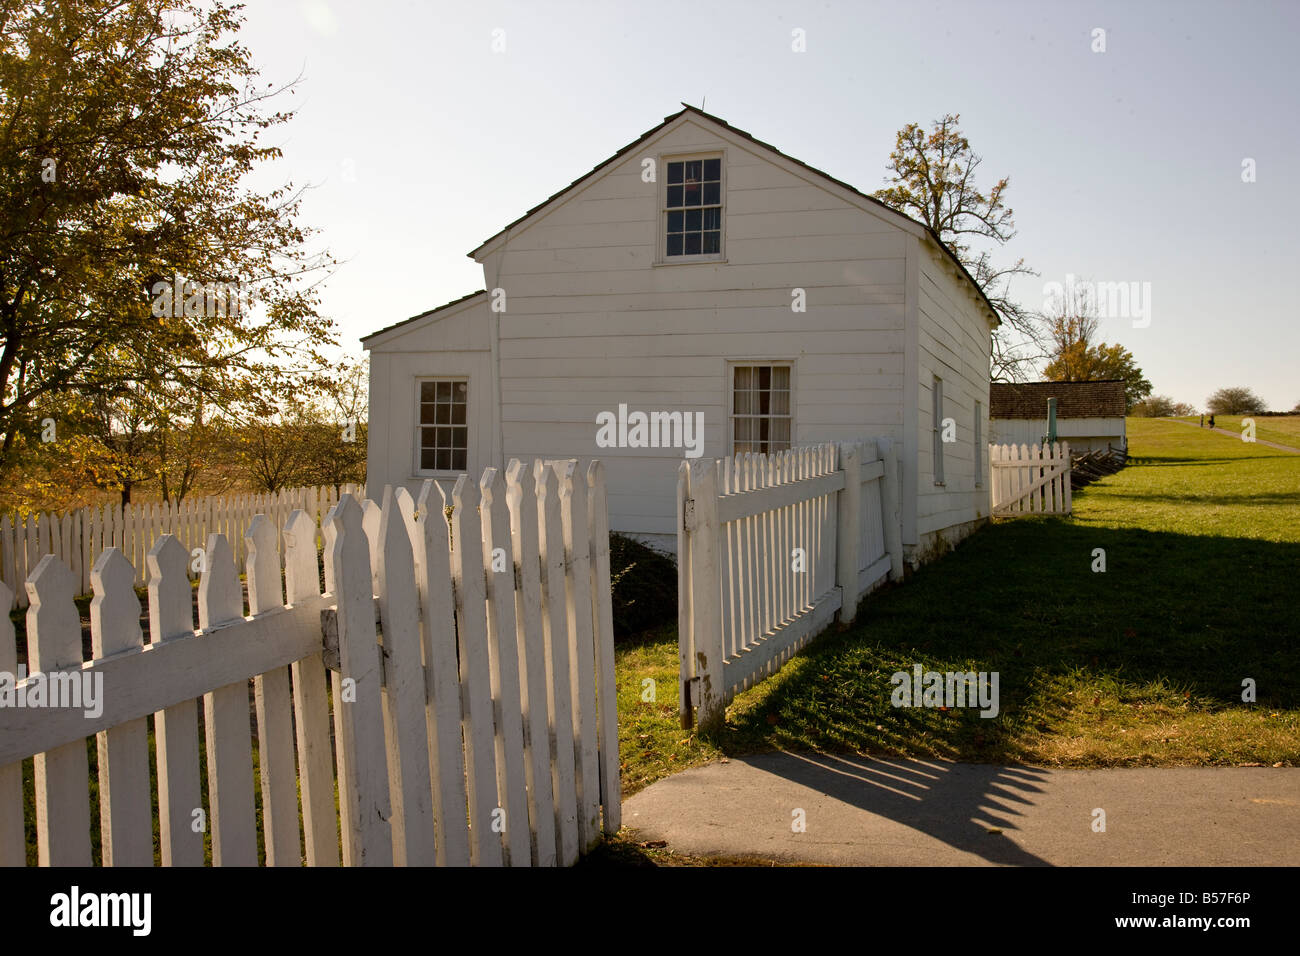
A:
[609,533,677,640]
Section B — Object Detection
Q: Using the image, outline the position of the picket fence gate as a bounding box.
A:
[0,484,364,610]
[989,443,1072,517]
[0,460,618,866]
[677,440,904,730]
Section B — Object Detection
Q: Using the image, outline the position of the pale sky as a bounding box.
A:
[236,0,1299,411]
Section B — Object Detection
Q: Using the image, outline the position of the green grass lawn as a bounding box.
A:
[615,417,1300,796]
[1174,413,1300,448]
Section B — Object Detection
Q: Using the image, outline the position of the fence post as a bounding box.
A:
[835,442,862,623]
[676,462,694,729]
[878,437,905,581]
[689,458,726,732]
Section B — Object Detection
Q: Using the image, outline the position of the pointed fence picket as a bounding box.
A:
[0,483,365,609]
[0,465,615,867]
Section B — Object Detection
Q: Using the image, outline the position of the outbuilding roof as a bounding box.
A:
[989,380,1128,419]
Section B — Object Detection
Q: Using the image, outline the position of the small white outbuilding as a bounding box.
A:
[988,380,1128,456]
[363,106,1000,564]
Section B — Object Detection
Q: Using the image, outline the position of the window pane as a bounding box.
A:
[683,184,700,206]
[435,381,450,402]
[451,403,466,425]
[667,185,683,207]
[735,418,755,443]
[420,382,435,403]
[734,389,754,415]
[685,160,702,180]
[452,448,467,471]
[757,367,770,389]
[770,389,789,414]
[734,366,752,389]
[435,404,450,424]
[702,231,720,254]
[684,233,701,254]
[436,449,450,471]
[770,418,790,447]
[667,162,683,184]
[666,234,683,256]
[702,182,720,205]
[702,208,721,230]
[421,448,437,470]
[454,382,467,401]
[703,158,720,180]
[420,403,436,425]
[773,366,790,388]
[452,427,467,449]
[685,209,702,231]
[667,210,683,232]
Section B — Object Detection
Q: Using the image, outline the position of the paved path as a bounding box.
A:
[1163,418,1300,454]
[622,753,1300,866]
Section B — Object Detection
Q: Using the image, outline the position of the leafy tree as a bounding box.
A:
[1041,285,1151,409]
[1131,395,1193,417]
[873,113,1043,381]
[0,0,336,476]
[1207,387,1266,415]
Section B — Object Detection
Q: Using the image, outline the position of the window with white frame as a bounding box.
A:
[732,364,791,454]
[974,400,983,488]
[418,379,468,472]
[665,157,722,257]
[932,375,945,485]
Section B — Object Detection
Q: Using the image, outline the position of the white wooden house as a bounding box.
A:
[363,106,1000,564]
[989,380,1127,455]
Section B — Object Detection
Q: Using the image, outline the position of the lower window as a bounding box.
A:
[732,364,791,455]
[418,380,468,472]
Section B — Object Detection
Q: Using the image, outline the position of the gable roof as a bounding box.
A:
[467,104,1000,327]
[360,289,487,347]
[990,380,1127,419]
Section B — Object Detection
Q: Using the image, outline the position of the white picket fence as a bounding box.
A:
[989,442,1072,517]
[677,440,904,729]
[0,460,618,866]
[0,484,364,609]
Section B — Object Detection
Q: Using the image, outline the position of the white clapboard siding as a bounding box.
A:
[3,463,617,868]
[680,439,903,729]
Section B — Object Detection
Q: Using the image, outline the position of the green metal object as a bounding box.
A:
[1046,397,1058,445]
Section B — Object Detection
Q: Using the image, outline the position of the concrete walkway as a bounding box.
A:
[622,753,1300,866]
[1163,417,1300,454]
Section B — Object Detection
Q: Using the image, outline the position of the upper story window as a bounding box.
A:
[418,379,468,472]
[666,157,722,257]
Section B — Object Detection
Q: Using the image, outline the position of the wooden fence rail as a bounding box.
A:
[678,439,904,730]
[0,484,364,609]
[0,460,617,866]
